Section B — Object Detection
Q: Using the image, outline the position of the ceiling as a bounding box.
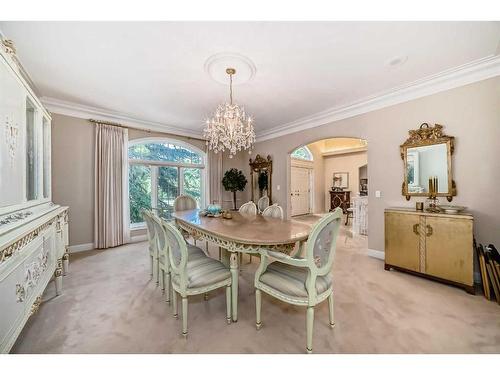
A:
[1,22,499,138]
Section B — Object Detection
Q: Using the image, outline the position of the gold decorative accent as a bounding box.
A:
[29,296,42,316]
[400,123,456,202]
[249,154,273,203]
[0,208,69,264]
[2,39,16,55]
[62,253,69,261]
[225,67,236,75]
[55,267,63,277]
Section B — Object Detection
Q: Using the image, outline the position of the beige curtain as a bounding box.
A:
[208,151,222,205]
[94,123,129,249]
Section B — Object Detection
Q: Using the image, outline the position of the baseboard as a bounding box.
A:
[68,242,94,253]
[130,234,147,243]
[367,249,385,260]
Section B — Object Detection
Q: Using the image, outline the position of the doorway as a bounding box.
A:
[290,165,312,216]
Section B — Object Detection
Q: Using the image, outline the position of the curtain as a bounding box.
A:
[208,151,222,206]
[94,123,129,249]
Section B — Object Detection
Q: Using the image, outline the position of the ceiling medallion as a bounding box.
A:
[203,67,255,158]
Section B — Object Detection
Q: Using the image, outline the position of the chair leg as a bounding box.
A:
[328,292,335,328]
[172,290,178,318]
[249,255,252,264]
[159,269,165,291]
[306,306,314,354]
[182,297,188,337]
[255,289,262,330]
[194,239,197,246]
[226,286,231,324]
[165,272,171,304]
[219,247,222,260]
[150,255,153,277]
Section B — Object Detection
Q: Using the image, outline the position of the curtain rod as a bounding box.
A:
[88,118,205,141]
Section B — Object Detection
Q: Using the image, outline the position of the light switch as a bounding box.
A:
[375,190,381,198]
[276,185,280,191]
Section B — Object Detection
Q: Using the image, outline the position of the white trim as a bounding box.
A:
[68,242,94,253]
[257,55,500,142]
[130,234,147,243]
[41,96,202,139]
[367,249,385,260]
[322,146,368,157]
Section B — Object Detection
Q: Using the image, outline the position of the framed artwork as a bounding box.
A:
[333,172,349,190]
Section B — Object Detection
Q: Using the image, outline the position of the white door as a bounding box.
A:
[291,166,311,216]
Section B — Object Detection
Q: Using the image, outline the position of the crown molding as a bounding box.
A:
[257,54,500,142]
[40,97,203,139]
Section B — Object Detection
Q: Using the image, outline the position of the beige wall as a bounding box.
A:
[252,76,500,252]
[51,113,207,247]
[322,151,368,212]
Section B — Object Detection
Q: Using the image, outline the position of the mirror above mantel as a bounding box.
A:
[401,123,456,202]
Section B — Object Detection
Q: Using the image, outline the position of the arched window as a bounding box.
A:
[291,145,313,161]
[128,138,206,225]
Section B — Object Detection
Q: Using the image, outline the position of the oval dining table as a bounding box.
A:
[172,209,312,322]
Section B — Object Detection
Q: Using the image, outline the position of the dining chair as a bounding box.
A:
[254,208,342,353]
[142,209,159,284]
[238,201,258,264]
[257,195,270,213]
[249,203,285,264]
[173,194,201,247]
[239,201,257,215]
[262,203,284,219]
[150,213,206,304]
[161,220,232,336]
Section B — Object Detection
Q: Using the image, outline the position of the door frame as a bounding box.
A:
[290,159,314,216]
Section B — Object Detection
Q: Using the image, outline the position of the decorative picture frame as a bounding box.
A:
[332,172,349,190]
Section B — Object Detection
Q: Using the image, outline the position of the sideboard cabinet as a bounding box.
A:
[329,191,350,214]
[0,38,70,352]
[384,208,474,293]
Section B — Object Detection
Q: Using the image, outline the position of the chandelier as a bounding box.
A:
[203,68,255,158]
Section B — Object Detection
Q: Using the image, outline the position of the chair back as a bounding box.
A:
[150,213,167,258]
[173,195,197,211]
[257,195,270,213]
[262,204,284,219]
[239,201,257,215]
[141,209,157,251]
[305,208,342,275]
[160,219,189,287]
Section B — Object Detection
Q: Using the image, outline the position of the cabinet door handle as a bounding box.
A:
[412,223,420,235]
[426,224,433,237]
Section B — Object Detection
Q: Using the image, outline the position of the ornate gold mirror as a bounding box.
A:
[401,123,456,201]
[249,154,272,204]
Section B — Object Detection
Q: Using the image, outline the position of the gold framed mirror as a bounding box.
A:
[400,123,456,202]
[249,154,272,204]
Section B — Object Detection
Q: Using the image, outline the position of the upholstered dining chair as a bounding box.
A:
[237,201,258,264]
[142,209,159,284]
[248,203,285,264]
[239,201,257,215]
[257,195,270,213]
[254,208,342,353]
[173,194,200,246]
[262,203,284,219]
[150,213,205,304]
[161,220,232,336]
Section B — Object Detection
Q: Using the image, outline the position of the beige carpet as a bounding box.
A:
[11,227,500,353]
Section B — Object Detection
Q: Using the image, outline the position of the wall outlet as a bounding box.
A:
[276,185,280,191]
[375,190,381,198]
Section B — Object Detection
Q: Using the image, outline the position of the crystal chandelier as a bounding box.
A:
[203,68,255,158]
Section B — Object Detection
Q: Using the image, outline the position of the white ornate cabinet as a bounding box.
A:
[0,37,70,353]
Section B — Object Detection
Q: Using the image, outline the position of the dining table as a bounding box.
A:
[171,209,312,322]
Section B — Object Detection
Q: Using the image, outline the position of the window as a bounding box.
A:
[291,146,313,161]
[128,139,206,226]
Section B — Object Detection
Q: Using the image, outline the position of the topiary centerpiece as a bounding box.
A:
[222,168,248,210]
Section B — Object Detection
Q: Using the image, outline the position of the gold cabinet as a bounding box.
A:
[384,208,474,293]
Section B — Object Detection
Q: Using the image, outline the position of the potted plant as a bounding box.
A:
[222,168,248,210]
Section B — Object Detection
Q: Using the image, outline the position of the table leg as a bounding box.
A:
[230,252,239,322]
